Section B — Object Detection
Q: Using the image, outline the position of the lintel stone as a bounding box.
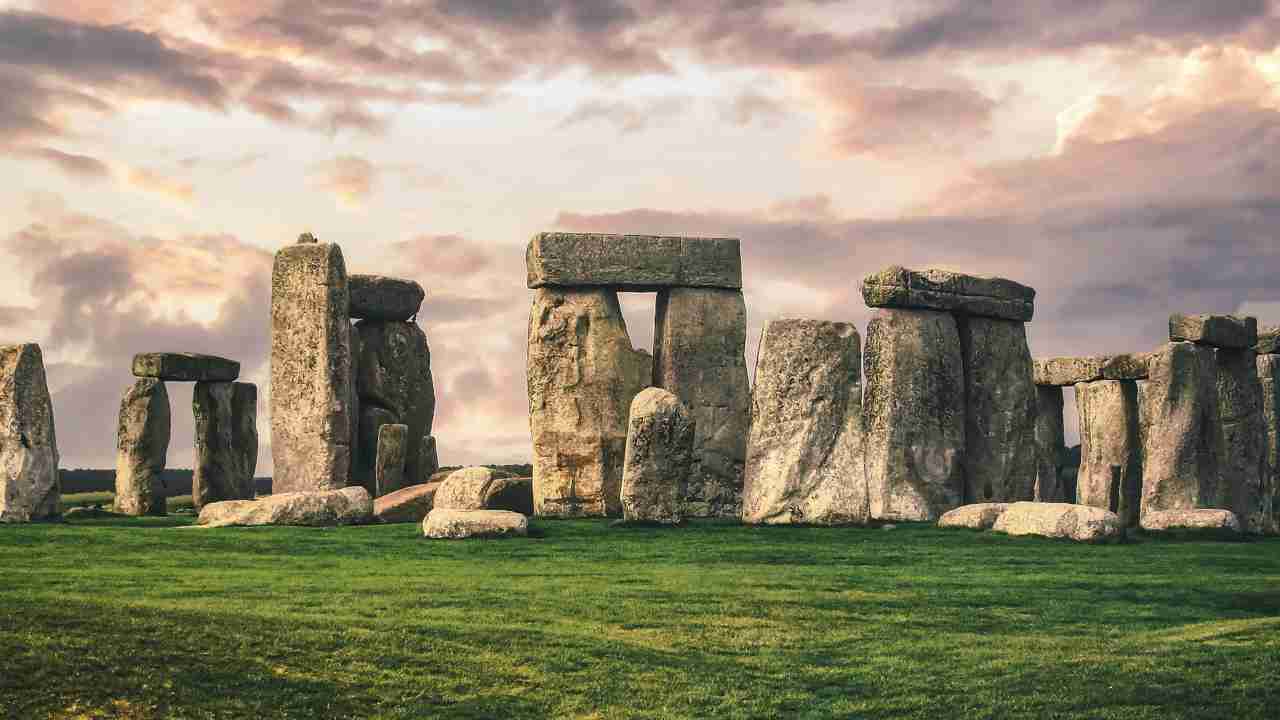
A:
[133,352,240,382]
[1169,313,1257,349]
[861,266,1035,321]
[526,232,742,290]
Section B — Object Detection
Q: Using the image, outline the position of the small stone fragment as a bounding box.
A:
[0,344,60,522]
[114,379,170,516]
[1169,313,1257,349]
[349,274,426,321]
[1140,508,1241,533]
[197,487,372,527]
[375,423,408,497]
[132,352,240,382]
[423,508,528,539]
[862,266,1035,321]
[620,388,695,525]
[991,502,1123,543]
[374,481,442,524]
[297,232,318,244]
[527,233,742,290]
[937,503,1010,530]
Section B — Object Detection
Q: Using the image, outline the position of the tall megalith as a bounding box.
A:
[353,319,435,492]
[1075,380,1142,526]
[653,287,751,518]
[0,344,60,522]
[115,378,170,516]
[270,238,353,494]
[1141,341,1220,515]
[1034,386,1067,501]
[231,382,258,499]
[1258,350,1279,531]
[193,381,243,510]
[958,317,1037,503]
[1216,347,1268,533]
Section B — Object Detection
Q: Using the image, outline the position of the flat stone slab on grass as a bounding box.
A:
[196,487,372,527]
[423,508,528,539]
[937,503,1010,530]
[1140,509,1241,534]
[861,266,1035,321]
[132,352,240,382]
[1169,314,1257,349]
[374,481,442,523]
[991,502,1123,543]
[526,232,742,290]
[349,274,425,321]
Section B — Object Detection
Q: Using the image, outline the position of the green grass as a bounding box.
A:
[61,493,195,513]
[2,519,1278,719]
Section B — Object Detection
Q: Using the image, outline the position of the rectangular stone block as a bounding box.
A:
[132,352,239,382]
[1169,313,1257,349]
[862,266,1035,321]
[959,317,1037,504]
[526,232,742,290]
[1141,342,1220,514]
[1074,380,1142,527]
[1033,353,1150,386]
[1256,326,1280,355]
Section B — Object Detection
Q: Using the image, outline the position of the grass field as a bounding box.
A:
[2,517,1278,719]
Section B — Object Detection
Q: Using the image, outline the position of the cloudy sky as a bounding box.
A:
[3,0,1279,472]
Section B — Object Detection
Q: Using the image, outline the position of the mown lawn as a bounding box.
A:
[1,518,1278,719]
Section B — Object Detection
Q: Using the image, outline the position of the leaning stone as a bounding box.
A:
[527,232,742,290]
[1256,326,1280,355]
[352,320,435,492]
[742,319,869,525]
[992,502,1123,543]
[937,503,1010,530]
[528,288,650,517]
[423,508,528,539]
[1033,357,1105,387]
[865,309,966,521]
[270,241,353,493]
[131,352,240,382]
[1141,342,1220,513]
[653,288,751,518]
[192,382,244,510]
[374,481,442,524]
[349,274,425,321]
[620,388,695,524]
[1216,348,1268,534]
[1169,313,1257,349]
[1075,380,1142,527]
[114,379,170,516]
[0,344,60,522]
[197,487,372,527]
[231,382,257,500]
[1140,509,1241,533]
[1259,354,1279,531]
[374,423,408,497]
[862,266,1035,322]
[434,466,533,514]
[1034,386,1067,502]
[959,317,1037,504]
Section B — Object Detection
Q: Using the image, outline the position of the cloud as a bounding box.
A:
[557,96,692,134]
[124,165,195,202]
[308,155,378,208]
[719,91,787,127]
[14,146,110,179]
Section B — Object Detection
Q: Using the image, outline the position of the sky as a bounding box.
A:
[2,0,1279,472]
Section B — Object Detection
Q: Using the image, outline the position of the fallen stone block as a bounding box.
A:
[621,388,695,525]
[434,466,534,514]
[1169,313,1257,349]
[423,508,528,539]
[348,274,425,321]
[196,487,372,527]
[0,343,60,522]
[991,502,1123,543]
[862,266,1035,321]
[937,503,1010,530]
[132,352,240,382]
[526,232,742,290]
[374,481,442,524]
[1140,509,1241,533]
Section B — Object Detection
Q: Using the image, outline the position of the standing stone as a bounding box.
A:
[353,320,435,490]
[1260,354,1279,532]
[231,382,258,500]
[528,288,650,517]
[620,388,695,525]
[0,344,60,522]
[420,435,439,483]
[1034,386,1066,502]
[1141,342,1220,515]
[653,287,751,518]
[375,423,408,497]
[271,241,353,493]
[193,382,239,510]
[742,319,869,525]
[114,379,170,516]
[1075,380,1142,526]
[1216,348,1268,533]
[865,309,966,521]
[357,406,396,494]
[1169,314,1257,348]
[958,317,1037,504]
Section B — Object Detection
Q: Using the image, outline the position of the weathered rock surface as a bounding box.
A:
[193,382,241,509]
[420,435,439,483]
[197,487,372,527]
[959,317,1037,504]
[992,502,1123,542]
[271,241,353,493]
[620,388,694,524]
[231,382,257,499]
[1259,354,1279,531]
[1141,342,1220,513]
[114,379,170,516]
[862,266,1035,322]
[0,344,60,522]
[1216,348,1268,533]
[353,320,435,493]
[865,309,966,521]
[423,508,528,539]
[1256,326,1280,354]
[375,423,408,496]
[742,319,869,525]
[1034,355,1151,386]
[1101,353,1152,381]
[132,352,240,382]
[434,466,534,514]
[1075,380,1142,526]
[653,288,751,518]
[1035,386,1067,502]
[374,481,442,524]
[1140,508,1241,533]
[1169,313,1257,349]
[528,288,650,517]
[937,503,1010,530]
[485,477,534,516]
[348,274,425,321]
[527,232,742,290]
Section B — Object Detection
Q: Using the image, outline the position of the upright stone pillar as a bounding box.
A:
[352,320,435,493]
[0,344,60,522]
[420,435,439,483]
[1216,348,1268,533]
[958,317,1037,503]
[1034,386,1066,501]
[1141,341,1220,515]
[742,319,868,525]
[1075,380,1142,526]
[528,288,650,517]
[1258,352,1279,532]
[193,381,237,510]
[653,287,751,518]
[270,238,353,493]
[114,378,170,516]
[864,309,966,521]
[620,388,695,524]
[375,423,409,497]
[231,382,258,499]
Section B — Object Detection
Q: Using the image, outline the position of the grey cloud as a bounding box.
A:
[558,96,692,134]
[17,147,110,179]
